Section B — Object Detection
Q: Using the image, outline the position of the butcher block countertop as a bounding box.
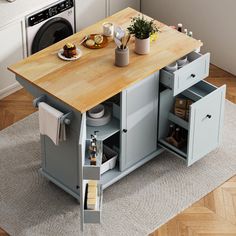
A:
[9,8,202,113]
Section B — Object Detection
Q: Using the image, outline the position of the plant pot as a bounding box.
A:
[135,37,150,55]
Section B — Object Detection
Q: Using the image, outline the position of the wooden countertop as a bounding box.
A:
[9,8,202,113]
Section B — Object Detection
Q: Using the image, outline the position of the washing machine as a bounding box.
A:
[25,0,75,56]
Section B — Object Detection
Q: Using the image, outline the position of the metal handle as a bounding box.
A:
[206,114,212,119]
[191,74,196,78]
[60,112,73,125]
[123,129,127,133]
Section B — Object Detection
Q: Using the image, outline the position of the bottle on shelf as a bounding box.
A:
[167,124,175,137]
[174,127,181,142]
[177,23,183,32]
[188,31,193,37]
[89,131,99,165]
[184,29,188,35]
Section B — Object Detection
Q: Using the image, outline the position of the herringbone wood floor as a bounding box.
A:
[0,65,235,236]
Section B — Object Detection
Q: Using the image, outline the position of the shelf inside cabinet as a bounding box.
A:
[86,117,120,141]
[159,138,187,159]
[168,113,189,130]
[100,166,120,187]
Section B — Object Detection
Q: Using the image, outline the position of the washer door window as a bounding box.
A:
[31,17,73,54]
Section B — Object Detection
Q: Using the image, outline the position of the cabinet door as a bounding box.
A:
[121,73,159,171]
[75,0,107,31]
[158,81,226,167]
[109,0,140,15]
[0,21,24,96]
[187,83,226,166]
[79,113,87,231]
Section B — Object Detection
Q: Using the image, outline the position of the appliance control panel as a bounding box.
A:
[28,0,74,26]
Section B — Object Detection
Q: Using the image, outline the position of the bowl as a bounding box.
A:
[87,107,111,127]
[88,104,105,119]
[164,62,178,72]
[178,60,189,69]
[177,56,188,67]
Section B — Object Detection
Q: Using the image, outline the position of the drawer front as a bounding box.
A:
[187,82,226,166]
[160,52,210,96]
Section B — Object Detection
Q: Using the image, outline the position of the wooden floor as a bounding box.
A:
[0,65,235,236]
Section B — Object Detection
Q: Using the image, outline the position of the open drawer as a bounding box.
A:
[83,181,103,224]
[83,140,102,180]
[160,51,210,96]
[79,113,103,231]
[158,80,226,166]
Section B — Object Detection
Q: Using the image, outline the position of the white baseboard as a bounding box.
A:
[0,82,22,100]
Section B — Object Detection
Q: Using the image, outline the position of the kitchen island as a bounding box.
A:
[8,8,225,230]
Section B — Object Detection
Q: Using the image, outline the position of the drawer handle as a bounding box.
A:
[206,114,212,119]
[191,74,196,78]
[123,129,127,133]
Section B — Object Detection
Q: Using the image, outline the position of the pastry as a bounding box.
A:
[94,34,103,44]
[63,43,77,58]
[86,39,95,47]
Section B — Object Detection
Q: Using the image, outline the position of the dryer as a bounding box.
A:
[25,0,75,56]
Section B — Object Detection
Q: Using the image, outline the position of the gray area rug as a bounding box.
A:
[0,101,236,236]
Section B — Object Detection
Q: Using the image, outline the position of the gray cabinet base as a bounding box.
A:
[39,168,80,201]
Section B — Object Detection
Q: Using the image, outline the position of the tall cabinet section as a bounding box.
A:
[158,51,226,166]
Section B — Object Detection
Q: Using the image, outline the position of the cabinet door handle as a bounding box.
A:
[206,114,212,119]
[191,74,196,78]
[123,129,127,133]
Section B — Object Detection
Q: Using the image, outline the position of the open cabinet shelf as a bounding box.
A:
[100,165,120,188]
[159,138,187,159]
[168,113,189,130]
[87,117,120,141]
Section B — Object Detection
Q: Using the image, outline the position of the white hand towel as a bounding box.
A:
[38,102,64,145]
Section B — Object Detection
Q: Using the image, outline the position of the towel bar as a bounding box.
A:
[33,95,72,125]
[60,112,72,125]
[33,95,46,108]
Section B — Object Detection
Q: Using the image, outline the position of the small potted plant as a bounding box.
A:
[127,15,158,54]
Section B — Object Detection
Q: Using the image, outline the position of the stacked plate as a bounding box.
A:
[87,104,111,126]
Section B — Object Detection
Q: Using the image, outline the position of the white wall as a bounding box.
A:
[142,0,236,75]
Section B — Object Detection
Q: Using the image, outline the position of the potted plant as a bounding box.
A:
[127,15,158,54]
